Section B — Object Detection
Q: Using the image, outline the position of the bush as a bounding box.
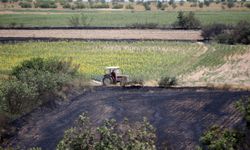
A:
[0,80,38,114]
[235,97,250,129]
[201,23,228,40]
[227,2,235,8]
[0,58,80,115]
[57,113,157,150]
[233,21,250,44]
[112,3,123,9]
[199,125,240,150]
[204,0,210,6]
[173,11,201,29]
[143,2,151,10]
[62,3,71,8]
[90,3,109,8]
[159,76,177,88]
[245,3,250,8]
[35,1,57,8]
[75,2,86,9]
[190,3,197,7]
[199,2,204,8]
[125,4,134,9]
[19,2,32,8]
[68,13,92,27]
[215,32,235,44]
[157,1,162,9]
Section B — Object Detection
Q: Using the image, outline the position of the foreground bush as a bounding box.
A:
[159,76,177,88]
[199,125,240,150]
[0,58,81,115]
[199,97,250,150]
[236,97,250,129]
[57,113,157,150]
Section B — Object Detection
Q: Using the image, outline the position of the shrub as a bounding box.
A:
[179,0,184,6]
[190,3,197,7]
[159,76,177,88]
[172,3,177,9]
[227,2,235,8]
[199,125,240,150]
[62,3,71,8]
[0,58,81,115]
[245,3,250,8]
[215,32,235,44]
[35,1,57,8]
[204,0,210,6]
[75,2,86,9]
[173,11,201,29]
[57,113,157,150]
[0,80,38,114]
[19,2,32,8]
[143,2,151,10]
[90,3,109,8]
[156,1,162,9]
[233,21,250,44]
[68,13,92,27]
[235,97,250,129]
[201,23,228,40]
[125,4,134,9]
[112,3,123,9]
[199,2,204,8]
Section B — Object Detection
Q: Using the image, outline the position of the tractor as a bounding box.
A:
[102,66,129,86]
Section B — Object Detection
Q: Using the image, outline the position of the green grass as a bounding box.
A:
[0,41,249,81]
[0,11,250,27]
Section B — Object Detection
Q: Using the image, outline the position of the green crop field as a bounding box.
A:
[0,41,249,81]
[0,11,250,27]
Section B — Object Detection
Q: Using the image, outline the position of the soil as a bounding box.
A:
[3,87,250,150]
[0,29,202,41]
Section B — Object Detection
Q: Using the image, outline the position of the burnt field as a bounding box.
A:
[4,87,250,150]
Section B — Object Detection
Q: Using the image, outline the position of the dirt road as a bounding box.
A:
[4,87,250,150]
[0,29,202,41]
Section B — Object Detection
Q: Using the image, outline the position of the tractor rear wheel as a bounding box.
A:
[103,77,113,86]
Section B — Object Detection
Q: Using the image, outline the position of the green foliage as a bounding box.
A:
[125,4,134,9]
[201,23,228,40]
[19,2,32,8]
[173,11,201,29]
[235,97,250,129]
[0,80,38,114]
[75,2,86,9]
[200,125,240,150]
[57,113,157,150]
[68,13,92,27]
[62,3,71,8]
[90,3,109,8]
[35,1,57,8]
[210,21,250,44]
[204,0,210,6]
[112,3,123,9]
[227,2,235,8]
[143,2,151,10]
[199,2,204,8]
[0,58,80,115]
[245,3,250,8]
[159,76,177,88]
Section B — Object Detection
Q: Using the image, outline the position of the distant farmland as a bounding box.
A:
[0,11,250,27]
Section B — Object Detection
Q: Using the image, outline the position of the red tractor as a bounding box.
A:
[102,67,129,86]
